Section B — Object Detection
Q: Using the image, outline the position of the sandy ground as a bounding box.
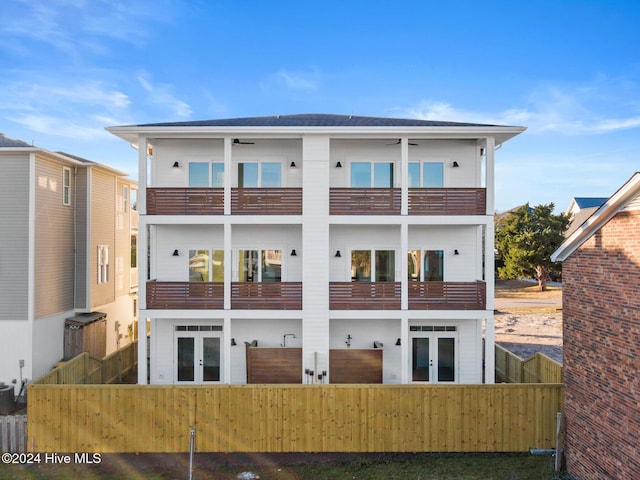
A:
[494,281,563,364]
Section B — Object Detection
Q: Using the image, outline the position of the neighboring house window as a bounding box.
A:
[351,250,395,281]
[408,162,444,188]
[123,185,129,212]
[63,167,71,205]
[238,162,281,187]
[132,298,137,318]
[189,162,224,187]
[130,189,138,211]
[237,249,281,282]
[407,250,444,281]
[189,249,224,281]
[131,235,137,268]
[97,245,110,283]
[350,162,394,187]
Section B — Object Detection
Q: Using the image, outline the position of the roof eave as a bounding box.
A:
[552,172,640,262]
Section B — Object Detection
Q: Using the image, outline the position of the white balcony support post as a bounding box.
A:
[224,137,232,216]
[401,222,408,310]
[137,135,148,384]
[401,316,409,383]
[224,223,232,310]
[485,136,495,215]
[485,314,495,384]
[401,137,409,216]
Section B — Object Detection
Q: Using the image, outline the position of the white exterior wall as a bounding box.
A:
[0,321,32,390]
[140,134,500,386]
[32,310,73,380]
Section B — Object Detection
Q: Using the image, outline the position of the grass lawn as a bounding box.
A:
[1,453,557,480]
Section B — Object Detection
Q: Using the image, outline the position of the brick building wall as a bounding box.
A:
[562,211,640,479]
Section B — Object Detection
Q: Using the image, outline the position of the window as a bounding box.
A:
[189,249,224,282]
[407,250,444,281]
[62,167,71,205]
[97,245,109,284]
[189,162,224,187]
[130,189,138,211]
[238,249,281,282]
[123,186,129,212]
[350,162,394,187]
[351,250,395,281]
[408,162,444,188]
[131,236,137,268]
[238,162,281,187]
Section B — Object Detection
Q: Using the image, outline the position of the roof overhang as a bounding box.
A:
[106,124,526,146]
[551,172,640,262]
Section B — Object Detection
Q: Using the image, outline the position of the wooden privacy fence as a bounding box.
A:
[495,345,563,384]
[33,342,138,385]
[1,415,27,453]
[27,384,563,453]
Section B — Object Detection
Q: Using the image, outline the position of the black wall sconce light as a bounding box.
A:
[172,161,180,168]
[231,338,237,346]
[172,249,180,256]
[373,341,384,348]
[290,161,297,168]
[335,161,342,168]
[335,250,342,258]
[395,338,401,346]
[290,249,297,256]
[452,161,459,168]
[454,249,460,255]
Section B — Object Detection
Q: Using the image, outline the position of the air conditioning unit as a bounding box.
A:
[0,384,15,415]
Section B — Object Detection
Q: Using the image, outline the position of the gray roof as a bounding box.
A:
[133,113,507,128]
[57,151,98,166]
[0,134,32,148]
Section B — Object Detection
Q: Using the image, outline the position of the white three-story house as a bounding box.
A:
[107,114,525,385]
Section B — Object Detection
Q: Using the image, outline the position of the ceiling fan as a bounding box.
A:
[386,139,418,146]
[233,138,255,145]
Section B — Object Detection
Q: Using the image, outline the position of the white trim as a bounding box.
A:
[551,172,640,262]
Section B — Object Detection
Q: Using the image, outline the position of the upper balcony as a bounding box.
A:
[231,188,302,215]
[330,188,400,215]
[408,188,486,216]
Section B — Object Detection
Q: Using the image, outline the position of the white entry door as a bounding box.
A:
[410,326,457,383]
[175,327,222,383]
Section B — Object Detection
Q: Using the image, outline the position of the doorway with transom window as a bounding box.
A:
[410,325,457,384]
[174,325,223,384]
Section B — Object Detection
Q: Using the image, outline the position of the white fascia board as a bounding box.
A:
[106,125,526,145]
[551,172,640,262]
[329,215,492,226]
[144,309,302,320]
[141,215,302,225]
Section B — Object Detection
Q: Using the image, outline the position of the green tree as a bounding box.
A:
[495,203,570,291]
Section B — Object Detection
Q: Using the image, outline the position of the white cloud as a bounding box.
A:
[401,79,640,135]
[266,68,320,91]
[137,75,192,118]
[9,114,108,140]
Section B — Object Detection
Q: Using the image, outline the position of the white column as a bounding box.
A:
[224,315,231,383]
[401,138,409,216]
[400,316,409,383]
[224,137,232,216]
[301,134,331,382]
[485,137,495,215]
[137,135,148,384]
[224,223,231,310]
[485,314,495,384]
[400,222,408,310]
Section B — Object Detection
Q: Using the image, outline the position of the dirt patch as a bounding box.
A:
[494,280,563,363]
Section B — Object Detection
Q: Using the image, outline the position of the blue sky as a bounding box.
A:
[1,0,639,212]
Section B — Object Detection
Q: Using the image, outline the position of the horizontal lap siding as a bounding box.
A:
[27,384,563,453]
[0,155,29,319]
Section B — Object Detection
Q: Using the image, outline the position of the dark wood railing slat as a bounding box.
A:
[329,282,401,310]
[408,281,486,310]
[231,188,302,215]
[408,188,486,215]
[330,188,400,215]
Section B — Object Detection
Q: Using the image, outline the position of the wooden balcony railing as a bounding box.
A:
[147,188,224,215]
[329,282,401,310]
[232,188,302,215]
[330,188,401,215]
[408,281,486,310]
[232,282,302,309]
[146,281,224,309]
[408,188,486,215]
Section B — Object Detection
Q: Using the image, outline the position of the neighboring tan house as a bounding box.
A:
[107,113,525,386]
[0,134,138,392]
[551,173,640,480]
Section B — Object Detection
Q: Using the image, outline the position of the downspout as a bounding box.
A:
[73,166,77,311]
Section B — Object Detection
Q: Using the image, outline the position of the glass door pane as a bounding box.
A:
[261,162,281,187]
[212,163,224,187]
[437,337,455,382]
[423,163,444,188]
[375,250,395,281]
[351,250,371,281]
[374,162,394,187]
[412,337,430,381]
[177,337,195,381]
[351,162,371,187]
[408,250,421,281]
[189,163,209,187]
[239,250,258,281]
[238,163,258,187]
[202,337,221,382]
[262,250,282,282]
[408,163,420,188]
[424,250,444,281]
[189,250,210,281]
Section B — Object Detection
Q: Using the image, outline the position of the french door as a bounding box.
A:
[411,326,457,383]
[175,327,222,383]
